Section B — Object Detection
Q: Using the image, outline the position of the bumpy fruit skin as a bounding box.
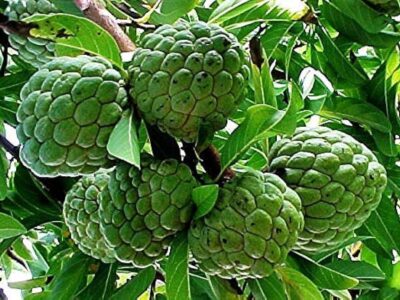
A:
[269,127,387,253]
[99,156,197,267]
[364,0,400,15]
[63,173,116,263]
[16,55,128,177]
[189,170,304,279]
[5,0,59,67]
[128,21,249,142]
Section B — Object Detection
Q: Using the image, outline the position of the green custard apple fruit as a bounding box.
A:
[189,170,304,279]
[63,172,116,263]
[5,0,59,67]
[269,126,387,253]
[128,21,249,142]
[99,156,197,267]
[16,55,128,177]
[363,0,400,15]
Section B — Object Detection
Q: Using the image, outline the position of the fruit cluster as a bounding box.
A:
[9,0,387,279]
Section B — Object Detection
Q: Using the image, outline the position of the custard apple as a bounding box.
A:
[363,0,400,15]
[99,156,197,267]
[189,170,304,279]
[269,126,387,253]
[63,172,116,263]
[128,21,249,142]
[16,55,128,177]
[5,0,59,67]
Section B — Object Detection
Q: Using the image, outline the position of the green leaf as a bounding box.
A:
[0,213,27,239]
[107,111,140,168]
[328,0,390,33]
[165,231,190,300]
[111,266,155,300]
[0,98,19,126]
[0,122,7,200]
[49,253,91,300]
[320,97,392,133]
[277,266,324,300]
[248,272,286,300]
[0,71,34,98]
[25,14,122,68]
[219,104,285,177]
[371,129,398,157]
[261,21,294,58]
[190,275,218,300]
[294,253,359,290]
[77,264,118,300]
[325,261,386,283]
[206,276,243,300]
[8,276,48,290]
[322,2,400,48]
[152,0,197,24]
[209,0,263,24]
[318,28,368,86]
[251,58,277,106]
[192,185,219,220]
[363,195,400,254]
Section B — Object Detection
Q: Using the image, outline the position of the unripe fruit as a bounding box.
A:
[269,126,387,253]
[128,21,249,142]
[63,173,116,263]
[99,156,197,267]
[16,55,128,177]
[189,170,304,279]
[5,0,59,67]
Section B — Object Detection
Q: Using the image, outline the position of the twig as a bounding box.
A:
[199,145,234,184]
[74,0,135,52]
[0,134,19,159]
[7,249,27,270]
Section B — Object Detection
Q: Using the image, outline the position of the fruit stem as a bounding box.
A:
[199,145,234,184]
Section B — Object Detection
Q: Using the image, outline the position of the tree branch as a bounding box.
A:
[74,0,135,52]
[0,134,19,159]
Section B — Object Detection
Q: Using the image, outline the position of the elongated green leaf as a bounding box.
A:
[0,71,33,97]
[8,276,48,290]
[151,0,197,24]
[26,14,122,68]
[166,232,190,300]
[107,111,140,168]
[322,2,400,48]
[206,276,242,300]
[49,253,91,300]
[220,104,285,177]
[0,122,7,200]
[261,21,294,58]
[318,28,368,86]
[371,129,397,157]
[77,264,118,300]
[320,97,391,133]
[294,253,359,290]
[363,195,400,254]
[192,185,219,220]
[190,275,218,300]
[277,266,324,300]
[328,0,390,33]
[0,213,27,239]
[325,261,386,283]
[209,0,264,24]
[248,272,286,300]
[111,266,155,300]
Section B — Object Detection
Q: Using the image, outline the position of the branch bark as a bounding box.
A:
[199,145,234,184]
[0,134,19,159]
[74,0,135,52]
